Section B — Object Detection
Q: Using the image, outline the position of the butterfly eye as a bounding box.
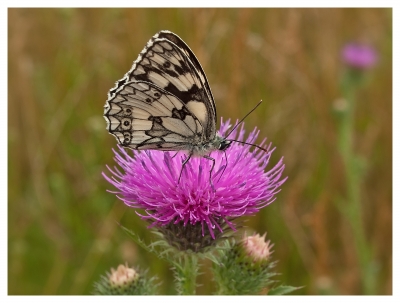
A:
[124,108,132,115]
[145,98,152,103]
[154,92,160,98]
[121,118,132,130]
[219,140,231,151]
[163,61,171,68]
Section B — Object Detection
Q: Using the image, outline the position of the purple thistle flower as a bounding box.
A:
[103,118,286,248]
[341,42,378,70]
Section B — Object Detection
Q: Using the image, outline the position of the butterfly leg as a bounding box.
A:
[217,150,228,182]
[203,155,216,191]
[171,151,179,159]
[177,153,193,184]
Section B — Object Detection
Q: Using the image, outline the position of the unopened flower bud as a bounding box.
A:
[93,263,158,295]
[212,233,278,295]
[242,233,274,263]
[109,264,139,288]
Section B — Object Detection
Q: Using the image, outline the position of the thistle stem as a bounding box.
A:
[174,254,198,295]
[338,71,376,294]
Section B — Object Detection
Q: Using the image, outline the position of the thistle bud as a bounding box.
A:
[241,233,274,263]
[109,264,139,289]
[212,233,278,295]
[93,263,158,295]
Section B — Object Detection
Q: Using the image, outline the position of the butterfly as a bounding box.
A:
[103,30,263,182]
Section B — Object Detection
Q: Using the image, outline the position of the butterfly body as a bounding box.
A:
[104,30,230,160]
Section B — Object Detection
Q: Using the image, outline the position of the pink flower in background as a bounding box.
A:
[341,42,378,69]
[103,119,286,239]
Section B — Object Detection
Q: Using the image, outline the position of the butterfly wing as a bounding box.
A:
[105,30,217,149]
[155,30,216,118]
[104,80,205,151]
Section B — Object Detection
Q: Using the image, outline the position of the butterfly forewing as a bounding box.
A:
[149,31,216,126]
[129,38,215,137]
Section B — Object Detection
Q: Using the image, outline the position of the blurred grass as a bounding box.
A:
[8,8,392,295]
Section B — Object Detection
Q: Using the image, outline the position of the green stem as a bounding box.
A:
[338,75,376,294]
[174,254,198,295]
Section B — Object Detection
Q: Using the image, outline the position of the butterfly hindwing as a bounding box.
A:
[104,80,205,151]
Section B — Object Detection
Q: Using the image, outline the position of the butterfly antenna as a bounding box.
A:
[224,100,269,153]
[228,139,269,153]
[224,100,263,139]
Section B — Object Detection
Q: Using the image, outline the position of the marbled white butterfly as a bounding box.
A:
[104,30,263,180]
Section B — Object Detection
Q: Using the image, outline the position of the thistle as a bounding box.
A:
[104,119,287,252]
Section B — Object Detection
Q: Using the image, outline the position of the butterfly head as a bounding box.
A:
[218,139,231,151]
[198,136,231,156]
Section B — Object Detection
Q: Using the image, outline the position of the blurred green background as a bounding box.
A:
[8,8,392,295]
